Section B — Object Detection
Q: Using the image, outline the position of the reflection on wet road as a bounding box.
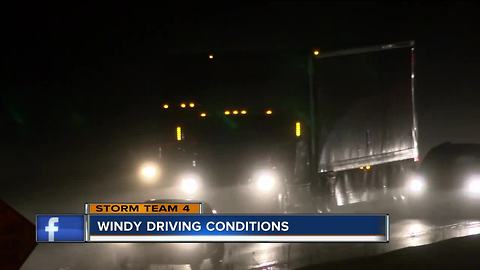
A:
[21,218,480,270]
[223,219,480,270]
[12,182,480,269]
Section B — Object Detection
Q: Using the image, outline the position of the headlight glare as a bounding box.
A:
[465,175,480,195]
[180,174,200,195]
[138,162,160,183]
[407,175,426,194]
[253,170,277,193]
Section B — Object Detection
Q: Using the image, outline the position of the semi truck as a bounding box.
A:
[289,40,480,218]
[155,106,297,213]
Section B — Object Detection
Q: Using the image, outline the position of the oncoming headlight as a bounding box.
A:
[465,175,480,196]
[138,162,160,184]
[407,175,426,194]
[180,174,201,195]
[253,170,277,193]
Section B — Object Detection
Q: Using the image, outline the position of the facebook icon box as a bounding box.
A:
[36,215,85,242]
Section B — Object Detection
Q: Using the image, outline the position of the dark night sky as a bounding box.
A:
[2,2,480,213]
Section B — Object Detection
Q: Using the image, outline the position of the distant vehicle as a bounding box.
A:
[154,108,296,213]
[409,142,480,217]
[112,199,224,270]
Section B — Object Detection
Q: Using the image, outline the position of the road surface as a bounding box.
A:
[17,180,480,269]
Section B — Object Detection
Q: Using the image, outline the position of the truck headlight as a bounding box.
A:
[253,170,277,193]
[407,175,426,194]
[180,174,201,195]
[465,175,480,196]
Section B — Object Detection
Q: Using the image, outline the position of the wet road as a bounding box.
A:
[222,218,480,270]
[5,175,480,269]
[20,218,480,269]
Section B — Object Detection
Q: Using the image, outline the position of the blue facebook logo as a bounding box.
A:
[36,215,85,242]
